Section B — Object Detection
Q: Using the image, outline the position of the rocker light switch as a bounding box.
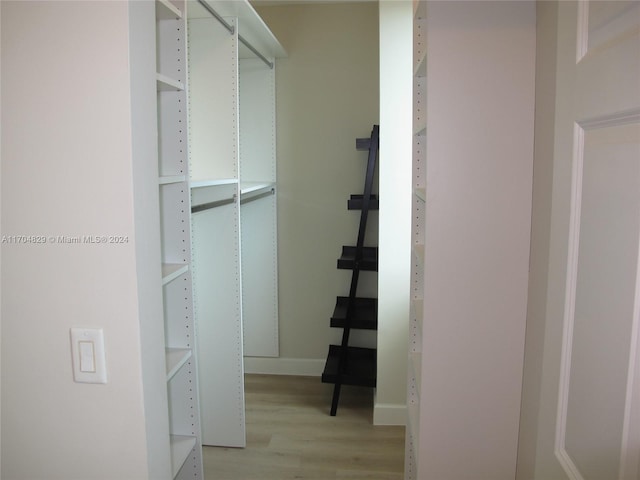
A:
[71,328,107,384]
[79,341,96,372]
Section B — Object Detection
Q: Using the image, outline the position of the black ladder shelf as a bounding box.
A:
[321,125,379,416]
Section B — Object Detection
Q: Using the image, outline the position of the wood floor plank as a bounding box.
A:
[203,374,405,480]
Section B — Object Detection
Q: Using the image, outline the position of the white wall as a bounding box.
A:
[419,2,535,478]
[248,2,379,375]
[376,0,412,425]
[1,2,163,478]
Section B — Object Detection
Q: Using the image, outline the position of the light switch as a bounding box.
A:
[71,328,107,384]
[79,341,96,372]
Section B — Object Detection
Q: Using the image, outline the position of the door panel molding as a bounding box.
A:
[556,117,640,480]
[555,123,586,480]
[620,241,640,480]
[579,108,640,130]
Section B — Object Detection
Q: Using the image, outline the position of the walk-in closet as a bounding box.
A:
[185,0,384,459]
[6,1,638,479]
[187,0,285,451]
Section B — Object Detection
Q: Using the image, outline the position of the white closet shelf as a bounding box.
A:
[413,122,427,137]
[165,348,192,381]
[156,0,182,20]
[414,187,426,202]
[157,73,185,91]
[159,175,187,185]
[162,263,189,285]
[188,0,286,59]
[240,181,274,196]
[170,435,197,478]
[190,178,238,189]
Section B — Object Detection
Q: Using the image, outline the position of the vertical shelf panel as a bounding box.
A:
[191,195,246,447]
[413,133,426,190]
[159,182,191,264]
[156,1,203,478]
[240,192,279,356]
[156,3,186,83]
[169,435,196,478]
[188,17,239,182]
[239,56,279,358]
[158,89,188,177]
[167,361,202,479]
[163,272,196,348]
[406,1,426,478]
[239,58,276,183]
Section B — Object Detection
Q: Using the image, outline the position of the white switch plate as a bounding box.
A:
[70,328,107,384]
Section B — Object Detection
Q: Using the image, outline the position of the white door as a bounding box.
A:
[527,1,640,479]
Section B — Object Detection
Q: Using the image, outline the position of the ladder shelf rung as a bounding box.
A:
[321,345,377,388]
[330,296,378,330]
[337,246,378,271]
[348,194,379,210]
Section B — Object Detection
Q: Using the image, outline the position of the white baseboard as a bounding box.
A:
[373,403,407,426]
[243,356,325,376]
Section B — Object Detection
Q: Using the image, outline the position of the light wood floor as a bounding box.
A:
[203,374,405,480]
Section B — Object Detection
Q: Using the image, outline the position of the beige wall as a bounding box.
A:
[1,2,163,478]
[251,2,380,369]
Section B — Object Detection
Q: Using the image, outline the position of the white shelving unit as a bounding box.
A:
[155,0,203,478]
[404,2,535,478]
[186,0,285,449]
[406,1,427,479]
[239,54,279,359]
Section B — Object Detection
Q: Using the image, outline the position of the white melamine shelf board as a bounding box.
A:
[239,59,277,182]
[162,263,189,285]
[240,189,278,357]
[170,435,197,478]
[166,348,192,381]
[413,124,427,137]
[240,181,274,196]
[159,175,187,185]
[188,0,286,59]
[190,178,238,189]
[188,16,239,180]
[157,73,185,91]
[414,187,426,202]
[192,204,246,447]
[157,0,183,20]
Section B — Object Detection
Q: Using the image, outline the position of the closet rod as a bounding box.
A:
[238,34,274,69]
[240,188,275,205]
[197,0,274,69]
[191,194,237,213]
[197,0,234,34]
